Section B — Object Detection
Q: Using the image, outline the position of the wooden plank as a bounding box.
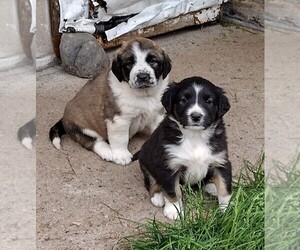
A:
[97,6,221,49]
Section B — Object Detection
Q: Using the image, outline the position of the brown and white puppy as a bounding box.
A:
[49,37,172,165]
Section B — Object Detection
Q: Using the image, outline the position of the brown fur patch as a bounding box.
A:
[149,183,162,198]
[62,54,119,141]
[213,171,230,197]
[113,37,167,66]
[118,37,164,54]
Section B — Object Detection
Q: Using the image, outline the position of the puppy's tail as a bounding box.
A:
[18,118,36,149]
[132,150,140,162]
[49,119,66,150]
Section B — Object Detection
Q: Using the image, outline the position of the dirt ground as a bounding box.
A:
[36,24,264,249]
[0,66,36,249]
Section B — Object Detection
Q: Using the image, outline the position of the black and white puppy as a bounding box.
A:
[134,77,232,220]
[49,37,171,165]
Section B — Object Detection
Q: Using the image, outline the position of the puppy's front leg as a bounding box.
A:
[106,117,132,166]
[162,175,183,220]
[213,165,232,212]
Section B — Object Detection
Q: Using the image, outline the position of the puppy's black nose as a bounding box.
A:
[190,112,202,122]
[137,73,150,82]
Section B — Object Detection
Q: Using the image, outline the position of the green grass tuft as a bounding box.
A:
[119,156,265,250]
[265,154,300,250]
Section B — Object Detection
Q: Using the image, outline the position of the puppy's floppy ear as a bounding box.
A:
[161,82,178,114]
[162,51,172,79]
[217,88,230,119]
[111,55,124,82]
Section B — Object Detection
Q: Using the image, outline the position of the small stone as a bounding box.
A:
[71,221,81,226]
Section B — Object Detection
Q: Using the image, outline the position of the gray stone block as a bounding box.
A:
[60,33,109,78]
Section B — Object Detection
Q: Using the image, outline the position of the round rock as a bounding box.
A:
[60,33,109,78]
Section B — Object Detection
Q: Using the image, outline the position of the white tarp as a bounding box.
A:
[59,0,226,41]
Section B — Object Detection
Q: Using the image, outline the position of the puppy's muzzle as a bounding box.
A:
[135,73,155,88]
[187,112,205,129]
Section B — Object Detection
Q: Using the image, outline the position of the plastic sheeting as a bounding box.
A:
[59,0,226,41]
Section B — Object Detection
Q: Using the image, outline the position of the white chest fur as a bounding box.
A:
[165,127,226,185]
[109,71,167,116]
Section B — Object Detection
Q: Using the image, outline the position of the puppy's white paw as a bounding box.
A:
[204,183,218,196]
[112,150,132,166]
[22,137,33,150]
[52,137,61,150]
[218,195,231,212]
[151,192,165,207]
[163,200,183,220]
[93,141,113,162]
[99,147,113,162]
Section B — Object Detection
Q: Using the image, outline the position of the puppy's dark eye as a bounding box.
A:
[150,61,158,66]
[180,96,189,104]
[124,62,133,69]
[206,97,213,104]
[123,57,134,69]
[146,55,159,67]
[148,59,158,67]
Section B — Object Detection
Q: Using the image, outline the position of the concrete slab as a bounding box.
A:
[37,24,264,249]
